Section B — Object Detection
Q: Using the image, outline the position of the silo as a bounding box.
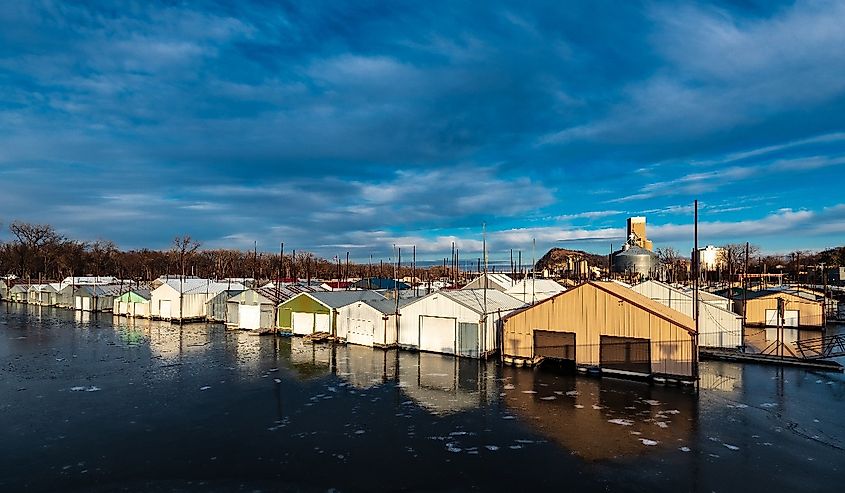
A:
[612,245,657,278]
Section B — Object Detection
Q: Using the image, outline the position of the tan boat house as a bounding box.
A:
[502,281,697,380]
[740,289,824,328]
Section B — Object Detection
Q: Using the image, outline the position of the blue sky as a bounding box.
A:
[1,0,844,261]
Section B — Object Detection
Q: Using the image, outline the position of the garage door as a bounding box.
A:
[419,316,456,355]
[765,309,799,327]
[315,313,331,332]
[458,322,479,358]
[534,330,576,360]
[239,304,261,330]
[260,307,275,330]
[347,318,374,347]
[75,296,83,310]
[159,299,172,319]
[82,297,91,312]
[292,312,314,335]
[600,335,650,374]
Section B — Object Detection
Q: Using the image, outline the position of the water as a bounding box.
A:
[1,303,843,492]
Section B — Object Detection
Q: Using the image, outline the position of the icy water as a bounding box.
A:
[1,303,843,492]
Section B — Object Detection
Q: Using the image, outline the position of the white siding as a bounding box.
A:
[631,281,742,349]
[399,293,514,358]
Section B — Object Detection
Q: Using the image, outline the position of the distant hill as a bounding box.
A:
[536,247,607,273]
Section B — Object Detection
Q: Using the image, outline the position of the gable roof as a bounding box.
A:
[75,284,125,297]
[463,273,515,290]
[307,290,385,309]
[361,298,410,314]
[505,281,695,334]
[440,289,526,314]
[158,278,245,295]
[505,279,566,296]
[744,289,821,302]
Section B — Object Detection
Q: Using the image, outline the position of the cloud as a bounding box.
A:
[1,1,843,260]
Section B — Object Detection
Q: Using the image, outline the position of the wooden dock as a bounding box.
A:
[701,348,843,372]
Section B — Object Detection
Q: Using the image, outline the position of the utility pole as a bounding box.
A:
[743,242,749,351]
[482,223,488,357]
[532,238,536,304]
[693,200,700,390]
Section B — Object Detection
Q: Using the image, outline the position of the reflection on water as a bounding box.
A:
[279,339,500,415]
[501,366,697,460]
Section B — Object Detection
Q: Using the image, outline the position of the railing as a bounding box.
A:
[794,334,845,359]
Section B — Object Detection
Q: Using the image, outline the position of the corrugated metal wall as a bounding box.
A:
[503,283,694,377]
[744,293,823,327]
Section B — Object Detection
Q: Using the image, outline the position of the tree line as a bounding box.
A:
[0,221,453,283]
[656,243,845,284]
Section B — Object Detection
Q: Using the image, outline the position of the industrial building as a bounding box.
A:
[695,245,725,272]
[630,280,742,349]
[277,290,385,335]
[502,281,696,380]
[398,289,525,358]
[627,216,653,251]
[612,216,657,278]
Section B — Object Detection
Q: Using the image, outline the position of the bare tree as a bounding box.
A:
[8,221,63,280]
[172,235,201,278]
[657,247,683,283]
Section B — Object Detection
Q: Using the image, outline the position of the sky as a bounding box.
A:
[1,0,844,262]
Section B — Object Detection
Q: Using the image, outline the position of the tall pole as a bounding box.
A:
[277,242,283,313]
[451,242,455,286]
[395,246,401,306]
[412,245,416,297]
[456,248,460,286]
[345,252,350,290]
[532,238,536,304]
[693,200,700,389]
[482,223,488,356]
[743,242,749,350]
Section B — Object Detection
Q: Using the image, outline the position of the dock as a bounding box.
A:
[701,348,843,372]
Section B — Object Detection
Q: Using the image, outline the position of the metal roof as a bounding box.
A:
[307,290,386,309]
[250,285,319,304]
[76,284,125,296]
[743,288,821,302]
[505,279,566,296]
[361,298,409,314]
[159,278,246,295]
[613,245,657,258]
[506,281,695,334]
[440,289,526,314]
[463,273,515,290]
[590,281,695,332]
[352,277,410,290]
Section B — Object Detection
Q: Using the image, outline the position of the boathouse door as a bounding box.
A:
[599,335,651,374]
